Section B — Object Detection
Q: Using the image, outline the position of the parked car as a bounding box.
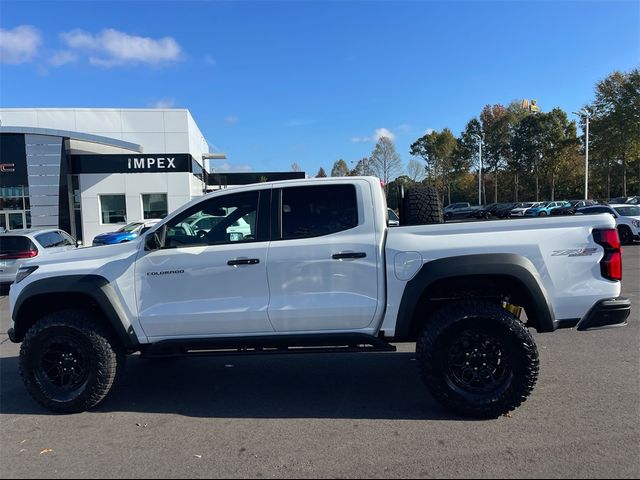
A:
[493,203,517,219]
[576,204,640,244]
[524,201,571,217]
[608,196,632,205]
[551,200,598,216]
[625,196,639,205]
[387,208,400,227]
[443,202,473,220]
[92,219,161,246]
[474,203,499,219]
[510,202,544,217]
[0,228,78,285]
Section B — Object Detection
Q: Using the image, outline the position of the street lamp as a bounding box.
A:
[572,109,591,200]
[472,134,484,206]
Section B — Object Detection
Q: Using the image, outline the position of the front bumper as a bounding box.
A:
[577,297,631,331]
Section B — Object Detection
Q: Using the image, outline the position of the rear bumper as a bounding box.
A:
[577,297,631,331]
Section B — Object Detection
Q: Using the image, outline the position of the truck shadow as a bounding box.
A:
[0,351,469,421]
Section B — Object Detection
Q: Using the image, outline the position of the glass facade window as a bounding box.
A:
[142,193,168,219]
[100,195,126,224]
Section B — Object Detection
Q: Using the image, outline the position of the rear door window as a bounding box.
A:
[280,184,358,239]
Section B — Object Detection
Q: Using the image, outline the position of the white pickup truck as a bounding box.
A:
[8,177,630,417]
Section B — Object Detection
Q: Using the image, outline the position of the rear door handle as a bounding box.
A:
[332,252,367,260]
[227,258,260,266]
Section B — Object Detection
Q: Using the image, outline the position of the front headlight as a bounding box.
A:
[16,266,38,283]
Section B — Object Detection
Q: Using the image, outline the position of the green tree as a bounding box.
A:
[586,69,640,198]
[316,167,327,178]
[330,159,350,177]
[349,157,371,176]
[480,104,512,203]
[410,128,459,204]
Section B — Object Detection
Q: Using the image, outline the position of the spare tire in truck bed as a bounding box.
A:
[401,186,444,225]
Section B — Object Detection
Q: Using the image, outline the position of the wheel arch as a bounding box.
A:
[11,275,140,351]
[394,254,556,340]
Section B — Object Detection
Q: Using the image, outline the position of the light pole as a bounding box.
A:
[572,109,591,200]
[472,134,484,206]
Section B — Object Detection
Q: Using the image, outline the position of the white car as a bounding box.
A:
[510,202,544,217]
[0,228,78,285]
[576,204,640,244]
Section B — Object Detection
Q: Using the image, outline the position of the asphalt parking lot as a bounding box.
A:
[0,247,638,478]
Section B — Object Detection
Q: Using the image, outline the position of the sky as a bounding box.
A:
[0,0,638,175]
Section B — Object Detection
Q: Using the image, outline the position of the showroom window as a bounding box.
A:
[100,195,126,224]
[142,194,168,219]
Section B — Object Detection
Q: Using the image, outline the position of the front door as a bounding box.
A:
[135,189,273,339]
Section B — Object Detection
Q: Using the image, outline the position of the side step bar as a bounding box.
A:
[141,333,396,358]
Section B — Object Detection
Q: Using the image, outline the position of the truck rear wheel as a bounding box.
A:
[402,187,444,225]
[19,309,125,413]
[416,300,539,418]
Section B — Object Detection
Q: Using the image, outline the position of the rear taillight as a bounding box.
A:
[593,229,622,281]
[0,249,38,260]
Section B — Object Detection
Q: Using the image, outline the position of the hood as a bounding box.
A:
[23,239,140,268]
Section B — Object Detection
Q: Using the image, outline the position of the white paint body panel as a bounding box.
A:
[9,178,622,345]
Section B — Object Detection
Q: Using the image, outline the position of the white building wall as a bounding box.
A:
[0,108,208,162]
[79,172,192,243]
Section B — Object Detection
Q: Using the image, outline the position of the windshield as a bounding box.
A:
[388,209,399,221]
[117,222,143,233]
[614,206,640,216]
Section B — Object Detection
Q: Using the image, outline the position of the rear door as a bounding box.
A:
[266,182,380,332]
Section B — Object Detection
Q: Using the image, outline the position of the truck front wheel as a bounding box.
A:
[416,301,539,418]
[19,309,125,413]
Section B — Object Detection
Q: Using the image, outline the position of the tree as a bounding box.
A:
[350,157,371,176]
[512,113,545,201]
[316,167,327,178]
[369,137,403,193]
[406,158,426,183]
[538,109,579,200]
[290,162,302,172]
[330,159,350,177]
[587,69,640,197]
[480,104,512,203]
[410,128,458,204]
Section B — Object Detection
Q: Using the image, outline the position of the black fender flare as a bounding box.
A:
[394,253,556,339]
[11,274,140,349]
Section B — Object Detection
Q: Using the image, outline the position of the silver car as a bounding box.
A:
[0,229,78,286]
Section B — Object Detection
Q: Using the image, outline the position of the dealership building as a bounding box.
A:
[0,108,303,242]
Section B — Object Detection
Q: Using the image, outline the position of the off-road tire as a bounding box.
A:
[19,309,126,413]
[416,300,539,418]
[402,187,444,225]
[618,225,633,245]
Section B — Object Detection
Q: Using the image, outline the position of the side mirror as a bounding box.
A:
[228,232,244,242]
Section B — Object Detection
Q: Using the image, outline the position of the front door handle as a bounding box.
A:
[332,252,367,260]
[227,258,260,266]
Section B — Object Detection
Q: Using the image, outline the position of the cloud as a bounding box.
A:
[0,25,42,64]
[375,128,395,141]
[61,28,182,67]
[352,127,396,143]
[224,116,239,125]
[49,50,78,67]
[149,98,176,109]
[424,128,435,135]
